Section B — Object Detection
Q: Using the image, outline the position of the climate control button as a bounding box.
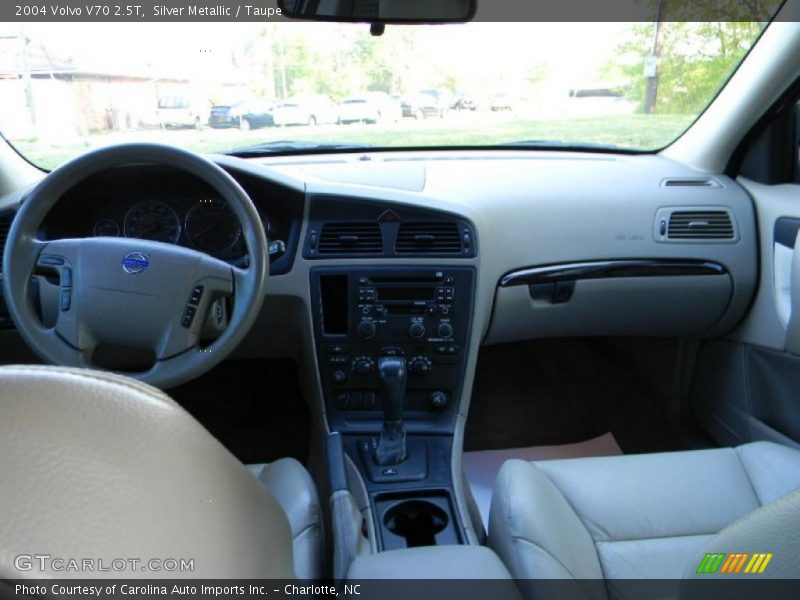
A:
[409,356,432,376]
[352,357,375,376]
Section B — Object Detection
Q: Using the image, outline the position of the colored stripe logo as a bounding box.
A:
[696,552,773,574]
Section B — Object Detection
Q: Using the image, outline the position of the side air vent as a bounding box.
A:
[666,210,735,240]
[317,222,383,254]
[396,221,463,254]
[662,178,720,188]
[0,211,13,274]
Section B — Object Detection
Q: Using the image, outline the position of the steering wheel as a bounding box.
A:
[2,143,268,389]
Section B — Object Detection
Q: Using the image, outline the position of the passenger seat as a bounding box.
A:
[489,442,800,596]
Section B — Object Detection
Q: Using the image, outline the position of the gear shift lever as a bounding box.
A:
[374,356,407,466]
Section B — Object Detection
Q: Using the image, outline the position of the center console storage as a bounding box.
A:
[346,545,517,584]
[377,491,461,550]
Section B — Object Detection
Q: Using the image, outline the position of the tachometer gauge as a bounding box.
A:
[124,201,181,244]
[93,218,120,237]
[185,198,241,254]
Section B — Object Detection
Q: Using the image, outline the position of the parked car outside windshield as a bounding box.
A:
[0,21,773,169]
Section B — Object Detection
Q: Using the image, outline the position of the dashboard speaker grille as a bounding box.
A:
[318,222,383,254]
[0,211,13,274]
[667,210,734,240]
[396,221,462,254]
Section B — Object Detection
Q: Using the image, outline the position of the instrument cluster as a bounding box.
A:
[42,165,294,266]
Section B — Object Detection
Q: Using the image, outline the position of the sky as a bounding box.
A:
[5,21,636,91]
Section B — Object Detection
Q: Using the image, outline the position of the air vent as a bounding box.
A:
[0,211,13,274]
[317,222,383,254]
[396,221,463,254]
[667,210,734,240]
[662,178,720,188]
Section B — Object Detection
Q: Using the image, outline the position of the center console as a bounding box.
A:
[311,266,475,551]
[311,266,475,433]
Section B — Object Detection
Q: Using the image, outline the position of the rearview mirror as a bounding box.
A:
[278,0,476,23]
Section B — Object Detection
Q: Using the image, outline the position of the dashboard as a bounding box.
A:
[0,149,759,370]
[39,165,303,275]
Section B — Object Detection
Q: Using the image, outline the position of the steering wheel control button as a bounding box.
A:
[59,289,71,312]
[181,305,197,328]
[38,255,65,266]
[60,267,72,288]
[188,285,204,306]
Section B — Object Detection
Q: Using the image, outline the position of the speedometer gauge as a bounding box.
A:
[185,198,241,254]
[124,201,181,244]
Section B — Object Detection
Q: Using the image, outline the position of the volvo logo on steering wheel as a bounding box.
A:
[121,252,150,274]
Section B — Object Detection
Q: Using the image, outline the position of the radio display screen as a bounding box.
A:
[376,287,435,302]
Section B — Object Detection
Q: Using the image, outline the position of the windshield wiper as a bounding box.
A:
[499,139,624,151]
[225,140,372,157]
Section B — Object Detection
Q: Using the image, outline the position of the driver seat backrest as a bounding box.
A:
[0,365,311,579]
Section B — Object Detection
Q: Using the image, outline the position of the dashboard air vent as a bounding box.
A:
[667,210,734,240]
[662,178,720,187]
[396,221,462,254]
[0,211,13,274]
[318,222,383,254]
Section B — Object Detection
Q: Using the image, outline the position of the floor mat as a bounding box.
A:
[464,338,692,455]
[169,359,310,466]
[463,432,623,530]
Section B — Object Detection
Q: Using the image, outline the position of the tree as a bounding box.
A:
[612,18,766,114]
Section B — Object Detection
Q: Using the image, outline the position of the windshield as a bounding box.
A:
[0,20,774,169]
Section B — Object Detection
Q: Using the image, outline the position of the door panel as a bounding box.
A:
[694,178,800,447]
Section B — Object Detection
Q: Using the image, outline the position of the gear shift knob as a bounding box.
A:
[378,356,406,422]
[374,356,407,466]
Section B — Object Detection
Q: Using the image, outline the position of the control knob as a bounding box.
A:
[409,356,432,376]
[408,322,426,339]
[352,357,375,376]
[437,322,454,339]
[357,319,377,340]
[430,391,448,410]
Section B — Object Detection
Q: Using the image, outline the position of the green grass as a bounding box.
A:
[12,114,695,171]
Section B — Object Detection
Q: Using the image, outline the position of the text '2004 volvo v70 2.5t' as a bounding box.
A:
[0,1,799,599]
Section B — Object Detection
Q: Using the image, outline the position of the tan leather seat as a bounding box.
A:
[248,460,323,580]
[0,365,319,579]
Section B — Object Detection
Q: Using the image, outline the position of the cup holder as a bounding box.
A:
[383,499,449,548]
